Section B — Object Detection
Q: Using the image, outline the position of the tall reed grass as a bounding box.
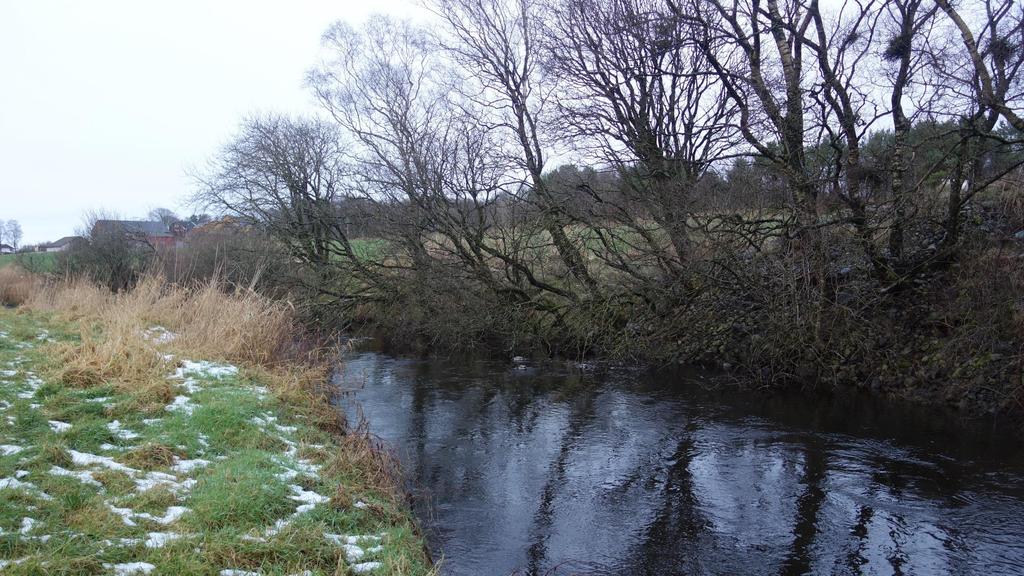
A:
[0,265,40,306]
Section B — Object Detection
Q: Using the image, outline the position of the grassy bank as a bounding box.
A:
[0,274,431,575]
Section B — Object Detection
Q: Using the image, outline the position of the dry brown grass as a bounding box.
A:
[27,274,302,367]
[22,273,336,425]
[0,265,41,306]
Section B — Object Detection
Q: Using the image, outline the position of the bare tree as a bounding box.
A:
[192,113,373,306]
[431,0,599,296]
[148,208,181,228]
[1,220,22,250]
[543,0,740,277]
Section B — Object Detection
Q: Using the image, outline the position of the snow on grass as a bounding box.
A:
[171,457,211,474]
[165,395,197,415]
[100,443,131,452]
[49,465,103,487]
[69,450,136,474]
[107,504,190,527]
[0,476,53,500]
[144,531,184,548]
[135,471,196,495]
[0,313,427,574]
[16,373,44,399]
[0,444,23,455]
[288,484,330,515]
[103,561,156,575]
[99,537,143,548]
[143,326,177,344]
[172,360,238,380]
[18,517,36,535]
[352,562,383,573]
[48,420,71,433]
[323,533,386,566]
[107,420,141,440]
[252,413,298,435]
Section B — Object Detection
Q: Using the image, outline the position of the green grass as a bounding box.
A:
[0,309,432,575]
[0,253,58,273]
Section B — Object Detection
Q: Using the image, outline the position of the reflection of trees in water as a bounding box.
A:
[347,355,1024,576]
[631,424,711,576]
[779,439,829,576]
[525,393,598,575]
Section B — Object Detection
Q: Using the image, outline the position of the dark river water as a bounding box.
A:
[335,349,1024,576]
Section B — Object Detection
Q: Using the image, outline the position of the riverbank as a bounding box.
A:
[0,275,432,575]
[355,231,1024,426]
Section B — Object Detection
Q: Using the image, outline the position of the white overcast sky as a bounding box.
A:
[0,1,428,245]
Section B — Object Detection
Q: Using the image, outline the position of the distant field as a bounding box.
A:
[0,253,57,272]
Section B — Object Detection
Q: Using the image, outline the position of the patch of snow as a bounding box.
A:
[144,531,182,548]
[341,543,365,561]
[1,444,24,456]
[180,379,202,394]
[288,485,329,507]
[107,504,139,526]
[107,420,141,440]
[171,458,211,474]
[48,420,72,433]
[0,558,27,569]
[251,413,297,435]
[351,562,382,573]
[142,418,163,426]
[136,471,195,495]
[19,517,37,534]
[144,326,177,344]
[100,537,142,548]
[173,360,238,380]
[135,505,190,525]
[17,373,44,398]
[103,562,156,575]
[100,443,130,452]
[219,571,261,576]
[70,450,136,474]
[85,396,112,403]
[50,466,103,487]
[165,395,196,415]
[107,503,190,526]
[325,534,383,546]
[0,477,53,500]
[0,369,16,377]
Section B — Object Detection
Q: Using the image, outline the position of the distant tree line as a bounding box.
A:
[181,0,1024,410]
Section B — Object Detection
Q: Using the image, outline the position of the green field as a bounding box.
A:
[0,253,58,272]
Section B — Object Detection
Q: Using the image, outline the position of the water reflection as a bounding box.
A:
[336,352,1024,576]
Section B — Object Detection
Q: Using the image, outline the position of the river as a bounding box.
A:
[335,348,1024,576]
